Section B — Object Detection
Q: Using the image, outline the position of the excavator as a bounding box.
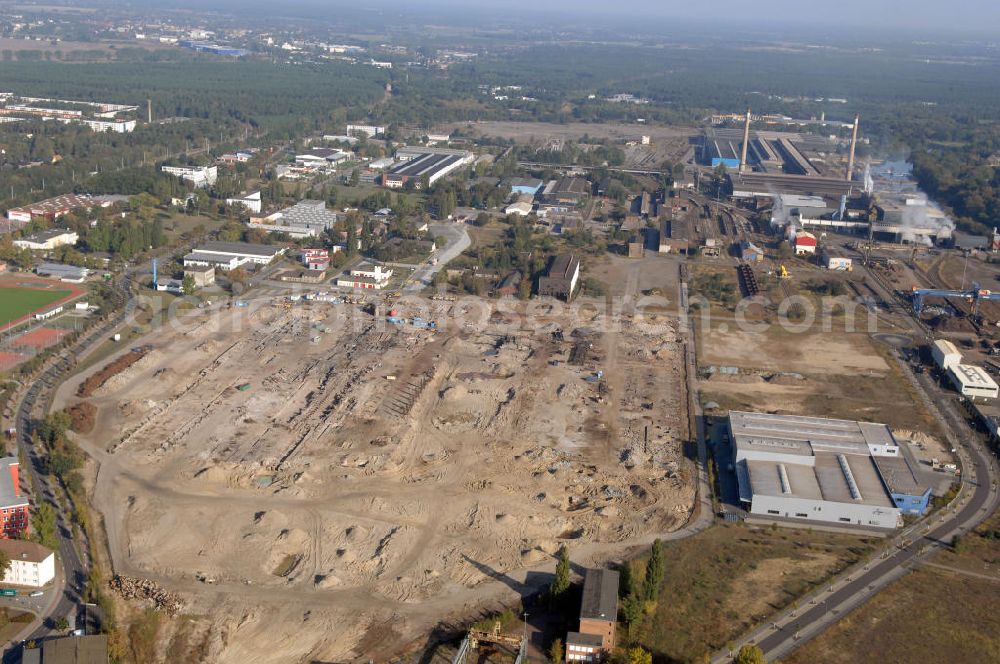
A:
[778,265,791,280]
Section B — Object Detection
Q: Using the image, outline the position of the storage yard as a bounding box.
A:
[55,291,692,661]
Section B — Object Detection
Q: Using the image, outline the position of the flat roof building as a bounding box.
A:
[225,191,262,214]
[729,411,932,528]
[295,148,351,168]
[14,228,79,251]
[185,241,285,267]
[184,265,216,288]
[537,254,580,301]
[659,217,691,254]
[507,177,544,196]
[543,177,590,205]
[948,364,999,400]
[345,124,385,138]
[162,165,218,188]
[730,172,855,200]
[183,252,241,270]
[35,262,89,283]
[249,200,339,238]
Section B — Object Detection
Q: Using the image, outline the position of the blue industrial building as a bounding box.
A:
[507,177,544,196]
[872,446,934,516]
[179,41,248,57]
[706,137,742,170]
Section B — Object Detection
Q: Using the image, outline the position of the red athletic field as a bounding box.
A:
[0,351,26,371]
[10,327,66,350]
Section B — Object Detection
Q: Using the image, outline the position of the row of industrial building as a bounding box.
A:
[729,411,933,529]
[0,93,139,133]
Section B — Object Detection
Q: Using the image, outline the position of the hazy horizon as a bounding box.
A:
[144,0,1000,35]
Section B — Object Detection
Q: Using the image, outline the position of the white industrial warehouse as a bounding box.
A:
[729,411,932,529]
[183,241,285,269]
[930,339,999,400]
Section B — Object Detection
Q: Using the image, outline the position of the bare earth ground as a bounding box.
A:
[440,120,694,143]
[440,120,694,166]
[0,37,171,53]
[55,278,692,661]
[695,317,947,431]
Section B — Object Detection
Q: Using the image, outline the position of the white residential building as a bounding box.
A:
[0,540,54,588]
[345,124,386,138]
[226,191,263,214]
[161,165,218,188]
[76,118,136,133]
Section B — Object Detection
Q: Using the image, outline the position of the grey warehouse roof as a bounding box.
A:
[729,411,896,457]
[579,568,619,621]
[277,200,339,228]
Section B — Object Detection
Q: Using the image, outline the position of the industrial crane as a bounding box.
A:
[910,285,1000,316]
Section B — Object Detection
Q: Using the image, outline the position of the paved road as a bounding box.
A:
[745,432,999,662]
[712,264,1000,662]
[403,223,470,293]
[4,272,138,653]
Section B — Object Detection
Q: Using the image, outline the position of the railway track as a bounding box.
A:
[736,263,760,297]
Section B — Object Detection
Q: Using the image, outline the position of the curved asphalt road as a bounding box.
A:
[6,272,137,653]
[403,223,470,293]
[741,435,999,662]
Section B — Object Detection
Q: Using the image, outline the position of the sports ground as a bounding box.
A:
[0,275,83,329]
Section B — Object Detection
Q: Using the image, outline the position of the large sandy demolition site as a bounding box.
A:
[58,297,693,662]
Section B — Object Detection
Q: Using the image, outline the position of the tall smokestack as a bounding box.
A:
[147,99,152,124]
[739,108,751,173]
[846,114,859,181]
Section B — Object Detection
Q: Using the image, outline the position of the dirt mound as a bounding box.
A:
[67,401,97,434]
[78,349,147,397]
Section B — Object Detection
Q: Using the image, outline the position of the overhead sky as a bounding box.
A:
[191,0,1000,34]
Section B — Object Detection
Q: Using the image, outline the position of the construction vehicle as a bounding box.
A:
[778,265,791,279]
[411,317,437,329]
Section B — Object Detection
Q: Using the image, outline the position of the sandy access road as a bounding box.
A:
[55,273,693,662]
